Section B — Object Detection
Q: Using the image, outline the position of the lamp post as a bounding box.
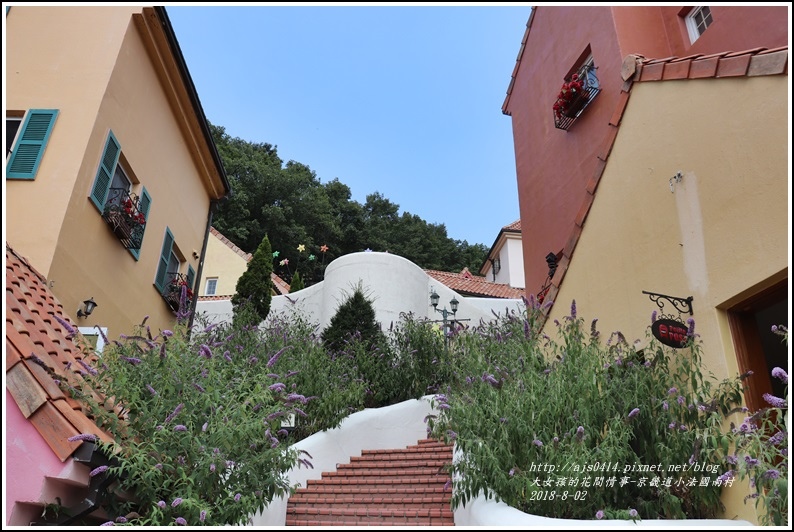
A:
[430,290,459,347]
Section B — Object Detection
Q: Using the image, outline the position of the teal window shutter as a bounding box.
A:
[155,228,175,293]
[6,109,59,180]
[130,187,152,260]
[90,131,121,210]
[187,265,196,291]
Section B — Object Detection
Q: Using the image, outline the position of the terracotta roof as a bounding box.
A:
[5,244,115,462]
[502,219,521,232]
[539,46,789,316]
[196,273,290,300]
[425,268,525,299]
[210,226,252,262]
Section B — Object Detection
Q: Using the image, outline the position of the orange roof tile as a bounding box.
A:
[425,269,525,299]
[5,244,115,461]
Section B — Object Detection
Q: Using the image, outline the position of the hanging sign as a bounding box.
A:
[652,318,688,348]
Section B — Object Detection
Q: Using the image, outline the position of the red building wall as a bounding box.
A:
[505,5,789,295]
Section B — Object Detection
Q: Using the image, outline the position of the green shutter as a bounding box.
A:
[6,109,59,180]
[130,187,152,260]
[155,228,175,293]
[187,265,196,291]
[90,131,120,210]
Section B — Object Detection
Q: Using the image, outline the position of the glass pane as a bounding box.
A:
[6,117,22,157]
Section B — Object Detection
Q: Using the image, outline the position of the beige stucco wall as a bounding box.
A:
[6,6,221,339]
[542,74,788,523]
[199,232,250,296]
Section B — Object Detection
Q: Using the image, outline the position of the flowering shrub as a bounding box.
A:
[427,297,749,521]
[63,315,316,525]
[717,325,788,526]
[553,73,585,120]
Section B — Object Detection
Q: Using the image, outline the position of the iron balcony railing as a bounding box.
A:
[101,188,146,250]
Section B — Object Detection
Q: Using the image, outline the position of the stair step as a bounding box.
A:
[322,467,447,479]
[293,484,452,497]
[288,494,451,507]
[306,476,449,487]
[286,517,454,526]
[345,457,449,468]
[286,505,454,523]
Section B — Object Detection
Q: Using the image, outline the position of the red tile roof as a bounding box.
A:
[5,244,115,462]
[425,268,525,299]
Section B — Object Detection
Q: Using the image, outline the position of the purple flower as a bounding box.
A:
[193,383,206,393]
[200,510,207,522]
[686,317,695,337]
[677,395,685,405]
[68,433,97,442]
[174,425,188,432]
[78,359,99,376]
[679,424,687,431]
[146,384,157,395]
[552,436,559,445]
[764,469,780,479]
[267,346,292,367]
[668,387,677,395]
[115,516,127,523]
[224,351,232,362]
[628,408,640,419]
[234,493,242,502]
[570,299,577,319]
[650,311,657,324]
[162,329,174,337]
[210,463,217,472]
[576,426,585,440]
[533,439,543,447]
[509,468,516,477]
[100,522,115,526]
[199,344,212,358]
[669,422,677,430]
[175,517,187,526]
[52,313,77,337]
[717,470,735,483]
[763,393,787,409]
[629,508,638,518]
[768,431,786,447]
[662,401,669,411]
[744,456,759,468]
[90,465,109,477]
[172,498,183,507]
[596,510,605,520]
[164,403,184,424]
[157,501,166,509]
[120,356,142,365]
[726,455,738,465]
[155,463,162,469]
[771,367,788,384]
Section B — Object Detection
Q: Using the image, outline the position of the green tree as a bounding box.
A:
[289,271,305,293]
[232,234,273,324]
[321,284,383,354]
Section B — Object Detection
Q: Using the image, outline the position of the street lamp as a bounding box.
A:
[430,290,460,346]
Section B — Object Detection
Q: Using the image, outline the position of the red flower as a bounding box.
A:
[554,73,585,120]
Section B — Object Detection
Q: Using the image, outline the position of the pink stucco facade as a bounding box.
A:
[504,5,789,294]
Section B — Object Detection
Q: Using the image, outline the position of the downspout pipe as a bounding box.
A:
[188,198,221,334]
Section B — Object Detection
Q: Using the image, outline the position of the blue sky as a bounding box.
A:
[166,4,532,248]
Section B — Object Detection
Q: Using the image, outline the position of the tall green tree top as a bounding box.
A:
[232,234,273,325]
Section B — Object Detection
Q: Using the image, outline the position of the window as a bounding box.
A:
[155,228,195,313]
[78,326,108,354]
[685,6,713,43]
[205,278,218,296]
[6,109,59,179]
[90,131,152,257]
[6,116,22,157]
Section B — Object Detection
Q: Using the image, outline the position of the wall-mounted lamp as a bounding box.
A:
[545,252,558,279]
[76,297,98,319]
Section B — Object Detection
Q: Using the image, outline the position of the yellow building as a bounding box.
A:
[5,6,229,339]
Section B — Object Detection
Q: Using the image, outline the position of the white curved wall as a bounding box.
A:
[197,252,527,334]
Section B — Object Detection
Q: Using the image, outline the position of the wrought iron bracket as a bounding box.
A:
[642,290,693,316]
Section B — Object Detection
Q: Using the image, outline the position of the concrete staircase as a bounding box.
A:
[286,438,454,526]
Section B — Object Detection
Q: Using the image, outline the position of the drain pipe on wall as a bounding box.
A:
[187,197,221,335]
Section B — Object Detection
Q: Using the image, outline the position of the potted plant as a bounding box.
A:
[553,73,586,120]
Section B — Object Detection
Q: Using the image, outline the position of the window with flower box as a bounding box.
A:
[553,55,601,131]
[155,227,196,313]
[89,130,151,258]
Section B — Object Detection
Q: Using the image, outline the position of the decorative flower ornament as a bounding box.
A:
[297,244,305,252]
[272,251,280,258]
[320,244,329,253]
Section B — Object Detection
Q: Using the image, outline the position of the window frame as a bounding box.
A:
[205,277,218,296]
[685,6,713,43]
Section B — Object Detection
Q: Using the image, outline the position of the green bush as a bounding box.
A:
[232,234,274,325]
[427,298,748,521]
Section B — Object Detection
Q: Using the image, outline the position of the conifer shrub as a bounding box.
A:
[232,234,273,325]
